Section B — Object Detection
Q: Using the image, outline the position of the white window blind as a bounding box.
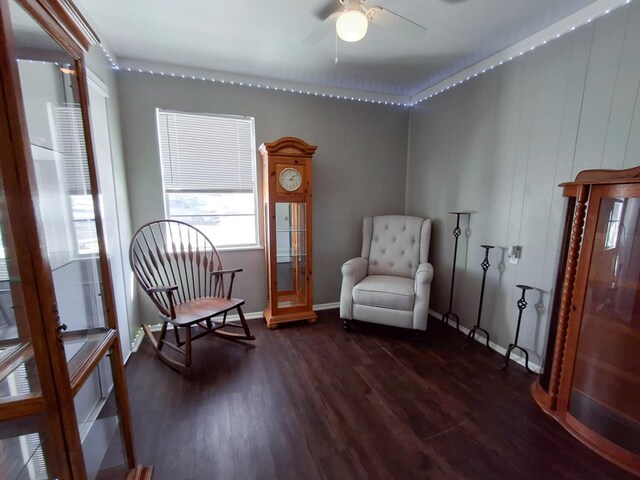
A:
[157,110,255,193]
[156,109,259,248]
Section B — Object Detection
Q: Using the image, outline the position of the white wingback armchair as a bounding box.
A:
[340,215,434,335]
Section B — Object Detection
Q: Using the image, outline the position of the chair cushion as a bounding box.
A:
[352,275,415,311]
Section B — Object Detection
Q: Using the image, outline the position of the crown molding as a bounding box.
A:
[410,0,635,106]
[115,58,412,107]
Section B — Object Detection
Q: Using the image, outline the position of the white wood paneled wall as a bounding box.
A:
[406,1,640,363]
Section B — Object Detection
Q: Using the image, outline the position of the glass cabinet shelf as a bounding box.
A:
[63,328,116,394]
[0,328,117,402]
[50,254,100,273]
[0,342,40,400]
[1,415,51,480]
[276,253,307,259]
[12,436,48,480]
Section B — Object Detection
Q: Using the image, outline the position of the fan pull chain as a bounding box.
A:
[335,32,339,64]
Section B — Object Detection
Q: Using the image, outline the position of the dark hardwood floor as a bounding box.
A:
[122,310,635,480]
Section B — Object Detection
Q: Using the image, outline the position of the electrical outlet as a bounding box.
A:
[508,245,522,265]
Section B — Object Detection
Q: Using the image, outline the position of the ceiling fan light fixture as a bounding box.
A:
[336,9,368,42]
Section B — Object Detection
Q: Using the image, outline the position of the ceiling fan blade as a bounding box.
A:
[303,12,340,45]
[367,6,427,34]
[313,0,342,21]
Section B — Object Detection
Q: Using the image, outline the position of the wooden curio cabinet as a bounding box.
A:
[0,0,148,478]
[532,166,640,476]
[259,137,317,329]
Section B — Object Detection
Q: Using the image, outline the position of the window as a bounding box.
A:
[156,109,258,248]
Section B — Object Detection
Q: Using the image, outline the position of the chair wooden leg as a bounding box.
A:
[184,326,192,368]
[173,325,183,347]
[142,323,186,373]
[142,324,158,349]
[212,307,256,341]
[237,307,254,339]
[157,321,168,351]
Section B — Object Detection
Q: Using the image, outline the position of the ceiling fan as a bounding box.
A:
[305,0,427,44]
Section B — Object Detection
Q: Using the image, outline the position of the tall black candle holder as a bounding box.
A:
[500,285,535,373]
[442,212,470,331]
[463,244,494,350]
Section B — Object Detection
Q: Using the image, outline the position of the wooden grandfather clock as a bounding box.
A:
[260,137,317,329]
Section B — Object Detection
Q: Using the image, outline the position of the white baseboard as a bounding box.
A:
[313,302,339,311]
[131,302,341,344]
[130,328,145,354]
[429,309,542,373]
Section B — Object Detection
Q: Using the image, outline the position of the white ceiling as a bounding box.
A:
[77,0,600,97]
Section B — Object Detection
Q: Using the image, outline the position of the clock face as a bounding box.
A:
[279,167,303,192]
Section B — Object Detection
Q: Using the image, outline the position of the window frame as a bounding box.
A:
[156,109,261,250]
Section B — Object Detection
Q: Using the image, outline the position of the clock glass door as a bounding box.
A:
[275,202,307,308]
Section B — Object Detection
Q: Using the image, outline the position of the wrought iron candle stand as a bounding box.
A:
[500,284,535,373]
[463,244,494,350]
[442,212,470,331]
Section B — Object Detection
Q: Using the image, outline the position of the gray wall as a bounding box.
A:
[117,73,409,318]
[406,2,640,364]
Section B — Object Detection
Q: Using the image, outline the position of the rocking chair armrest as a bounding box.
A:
[209,268,243,277]
[209,268,242,299]
[147,285,179,294]
[146,285,178,319]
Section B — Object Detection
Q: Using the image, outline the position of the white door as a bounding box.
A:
[87,71,131,359]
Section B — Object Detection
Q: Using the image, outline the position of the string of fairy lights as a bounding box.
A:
[100,0,634,109]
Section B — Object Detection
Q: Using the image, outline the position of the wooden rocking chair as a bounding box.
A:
[129,220,255,370]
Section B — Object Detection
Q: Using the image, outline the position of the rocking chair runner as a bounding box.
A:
[129,220,255,370]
